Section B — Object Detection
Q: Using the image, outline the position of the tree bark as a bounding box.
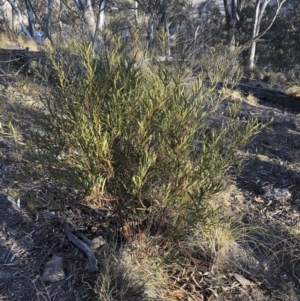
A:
[249,0,269,70]
[97,0,107,31]
[6,0,33,40]
[248,0,287,70]
[45,0,55,40]
[134,0,138,22]
[73,0,103,49]
[12,8,18,32]
[223,0,238,49]
[93,0,107,48]
[73,0,96,35]
[25,0,36,39]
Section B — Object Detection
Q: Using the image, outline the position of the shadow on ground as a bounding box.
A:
[232,105,300,299]
[0,192,99,301]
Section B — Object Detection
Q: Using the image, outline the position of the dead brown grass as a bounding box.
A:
[246,93,259,105]
[0,33,39,51]
[94,240,173,301]
[286,85,300,98]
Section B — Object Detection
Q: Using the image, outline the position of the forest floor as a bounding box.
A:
[1,66,300,300]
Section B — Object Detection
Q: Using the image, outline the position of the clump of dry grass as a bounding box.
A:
[95,231,232,301]
[219,87,243,101]
[0,32,39,51]
[229,89,244,101]
[95,221,248,301]
[286,85,300,98]
[246,93,259,105]
[94,239,172,301]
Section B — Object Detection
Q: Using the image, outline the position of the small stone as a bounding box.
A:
[43,209,55,219]
[92,236,106,250]
[42,255,65,283]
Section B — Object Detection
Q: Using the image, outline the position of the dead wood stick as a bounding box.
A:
[63,223,98,272]
[236,83,300,112]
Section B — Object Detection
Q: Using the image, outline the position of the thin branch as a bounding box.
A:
[63,223,99,272]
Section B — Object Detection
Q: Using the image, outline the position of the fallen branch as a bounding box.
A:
[63,223,98,272]
[236,83,300,112]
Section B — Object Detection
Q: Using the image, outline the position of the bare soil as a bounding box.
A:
[1,75,300,300]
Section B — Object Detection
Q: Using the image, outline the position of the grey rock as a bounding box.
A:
[92,236,106,250]
[42,255,65,282]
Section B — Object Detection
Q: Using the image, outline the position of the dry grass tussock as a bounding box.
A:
[286,85,300,98]
[221,88,258,107]
[222,89,244,101]
[94,239,173,301]
[0,32,39,51]
[246,93,259,105]
[92,210,271,301]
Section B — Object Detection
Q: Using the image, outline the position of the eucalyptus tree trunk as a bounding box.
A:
[249,0,270,70]
[6,0,53,44]
[134,0,138,22]
[97,0,107,31]
[12,8,18,32]
[25,0,37,39]
[73,0,106,49]
[73,0,96,36]
[223,0,238,51]
[45,0,55,39]
[0,2,13,29]
[146,14,155,49]
[6,0,33,40]
[165,19,171,57]
[248,0,287,70]
[93,0,107,48]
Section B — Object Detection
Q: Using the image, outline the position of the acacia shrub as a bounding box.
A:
[25,41,265,240]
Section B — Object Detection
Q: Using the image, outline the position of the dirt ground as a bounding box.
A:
[1,76,300,300]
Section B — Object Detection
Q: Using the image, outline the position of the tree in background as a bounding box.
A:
[222,0,287,70]
[0,0,297,75]
[2,0,55,44]
[255,0,300,73]
[248,0,287,70]
[133,0,192,54]
[72,0,108,48]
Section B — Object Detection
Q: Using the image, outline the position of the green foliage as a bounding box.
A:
[25,39,266,240]
[196,0,225,46]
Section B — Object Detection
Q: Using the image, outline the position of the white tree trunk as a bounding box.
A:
[147,16,155,49]
[73,0,96,36]
[45,0,55,39]
[248,40,257,70]
[6,0,33,40]
[25,0,36,39]
[165,19,171,57]
[73,0,104,49]
[12,8,18,32]
[223,0,238,51]
[134,0,138,22]
[249,0,262,70]
[97,0,107,31]
[249,0,287,70]
[230,0,237,51]
[0,2,13,28]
